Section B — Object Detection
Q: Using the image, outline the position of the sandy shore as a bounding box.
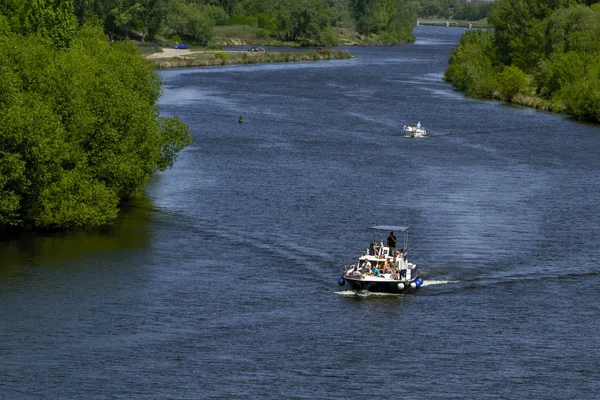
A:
[146,48,196,59]
[145,47,354,68]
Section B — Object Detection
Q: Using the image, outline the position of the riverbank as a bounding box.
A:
[146,47,354,69]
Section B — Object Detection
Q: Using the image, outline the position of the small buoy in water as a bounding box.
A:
[238,116,243,123]
[397,282,405,290]
[338,278,345,286]
[410,282,417,289]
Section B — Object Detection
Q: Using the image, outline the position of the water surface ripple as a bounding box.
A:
[2,26,599,399]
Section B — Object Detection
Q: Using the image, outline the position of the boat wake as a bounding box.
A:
[334,290,402,298]
[421,279,458,287]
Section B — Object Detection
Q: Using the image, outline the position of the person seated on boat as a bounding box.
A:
[382,259,398,279]
[369,241,380,256]
[381,260,390,274]
[372,265,381,277]
[361,259,371,274]
[372,241,379,255]
[381,260,398,279]
[346,265,357,276]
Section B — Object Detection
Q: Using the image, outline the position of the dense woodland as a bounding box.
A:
[445,0,600,123]
[0,0,491,49]
[68,0,419,46]
[417,0,492,21]
[0,1,192,230]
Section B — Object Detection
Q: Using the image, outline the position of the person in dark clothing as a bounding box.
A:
[387,231,397,253]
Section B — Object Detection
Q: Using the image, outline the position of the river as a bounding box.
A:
[2,26,599,399]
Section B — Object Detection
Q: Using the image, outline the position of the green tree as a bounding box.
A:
[0,23,191,230]
[164,0,214,44]
[497,65,528,101]
[444,29,498,97]
[350,0,415,40]
[488,0,575,69]
[275,0,330,44]
[453,2,492,21]
[2,0,78,48]
[211,0,240,15]
[557,53,600,121]
[109,0,143,38]
[0,152,27,226]
[542,5,600,56]
[0,14,10,35]
[447,1,600,123]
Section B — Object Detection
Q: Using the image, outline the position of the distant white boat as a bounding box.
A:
[403,123,427,138]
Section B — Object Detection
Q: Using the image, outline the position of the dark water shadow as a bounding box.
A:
[0,196,156,277]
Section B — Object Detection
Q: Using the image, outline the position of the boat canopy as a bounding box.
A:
[368,225,408,232]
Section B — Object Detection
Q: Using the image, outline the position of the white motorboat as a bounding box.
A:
[403,123,426,138]
[337,225,423,295]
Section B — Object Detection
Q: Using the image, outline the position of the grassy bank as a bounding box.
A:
[148,49,353,69]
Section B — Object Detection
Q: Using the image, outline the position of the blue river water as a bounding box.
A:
[1,26,600,399]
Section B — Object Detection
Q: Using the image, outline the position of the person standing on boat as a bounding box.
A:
[394,250,404,269]
[417,122,421,129]
[387,231,397,254]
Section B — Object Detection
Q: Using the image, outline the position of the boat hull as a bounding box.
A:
[343,275,422,294]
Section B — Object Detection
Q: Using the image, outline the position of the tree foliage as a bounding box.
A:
[497,65,528,101]
[444,29,497,98]
[67,0,417,46]
[164,0,214,45]
[350,0,415,40]
[274,0,332,44]
[416,0,492,21]
[445,0,600,123]
[0,22,191,230]
[1,0,78,48]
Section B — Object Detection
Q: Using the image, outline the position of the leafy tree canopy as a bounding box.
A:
[445,0,600,123]
[1,0,78,48]
[68,0,416,46]
[416,0,492,21]
[0,22,191,230]
[349,0,416,42]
